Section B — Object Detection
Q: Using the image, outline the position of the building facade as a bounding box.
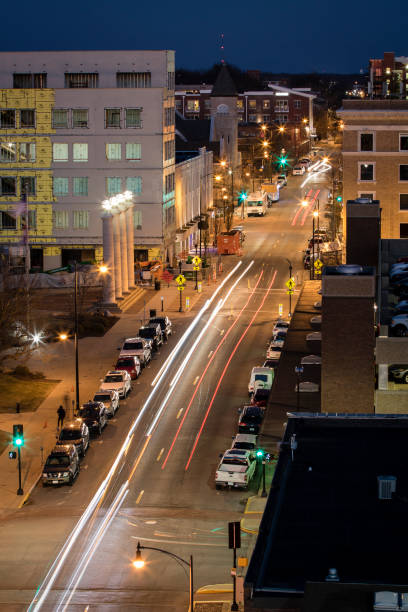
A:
[369,51,408,99]
[338,99,408,239]
[0,50,176,271]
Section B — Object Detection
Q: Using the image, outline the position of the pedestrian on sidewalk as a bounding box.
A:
[57,405,66,429]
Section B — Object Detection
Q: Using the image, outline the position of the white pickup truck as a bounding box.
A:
[215,449,256,490]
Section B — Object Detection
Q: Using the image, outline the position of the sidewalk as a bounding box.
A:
[0,258,239,515]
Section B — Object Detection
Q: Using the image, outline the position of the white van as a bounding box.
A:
[246,191,267,216]
[248,366,275,394]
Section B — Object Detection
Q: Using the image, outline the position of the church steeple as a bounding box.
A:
[211,64,237,98]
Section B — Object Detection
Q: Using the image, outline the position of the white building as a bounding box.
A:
[0,50,176,270]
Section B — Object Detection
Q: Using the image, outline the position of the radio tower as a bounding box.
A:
[220,33,225,64]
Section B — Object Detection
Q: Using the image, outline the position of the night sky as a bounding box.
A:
[2,0,408,73]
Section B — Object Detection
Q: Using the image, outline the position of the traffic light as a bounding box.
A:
[256,449,264,458]
[239,191,248,201]
[336,196,342,202]
[278,155,288,168]
[13,424,24,447]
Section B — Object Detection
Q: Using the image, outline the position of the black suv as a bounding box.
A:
[149,316,172,341]
[57,419,90,456]
[42,445,80,487]
[138,324,163,351]
[238,405,264,434]
[78,401,108,435]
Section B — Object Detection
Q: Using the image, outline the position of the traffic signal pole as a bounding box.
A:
[17,446,23,496]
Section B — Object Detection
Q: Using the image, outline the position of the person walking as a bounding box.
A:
[57,405,66,429]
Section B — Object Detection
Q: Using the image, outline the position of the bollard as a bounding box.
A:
[197,281,202,293]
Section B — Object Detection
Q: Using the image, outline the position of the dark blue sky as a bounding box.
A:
[2,0,408,73]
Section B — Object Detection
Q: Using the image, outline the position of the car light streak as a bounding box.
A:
[161,265,262,470]
[291,188,313,226]
[184,270,277,471]
[301,161,331,188]
[57,483,129,611]
[151,262,243,387]
[29,262,246,611]
[300,189,320,226]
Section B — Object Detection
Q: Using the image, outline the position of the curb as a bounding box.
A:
[197,585,233,594]
[17,469,42,509]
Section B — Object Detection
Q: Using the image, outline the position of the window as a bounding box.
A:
[105,108,121,128]
[73,143,88,162]
[65,73,98,88]
[263,100,270,109]
[20,109,35,128]
[263,115,270,123]
[400,194,408,210]
[0,110,15,128]
[359,192,375,201]
[248,100,257,109]
[0,177,16,195]
[126,108,142,128]
[27,210,36,229]
[106,144,121,160]
[400,223,408,238]
[0,143,16,162]
[126,143,141,160]
[52,109,69,129]
[400,165,408,181]
[175,99,182,110]
[237,99,244,110]
[53,177,69,196]
[165,204,175,227]
[294,100,302,109]
[116,72,151,88]
[277,115,288,124]
[186,99,199,112]
[400,134,408,151]
[19,143,36,162]
[134,210,142,230]
[165,107,174,126]
[294,114,300,121]
[167,71,175,90]
[72,210,89,229]
[54,210,69,229]
[13,73,47,88]
[20,177,35,195]
[106,177,121,195]
[248,114,257,122]
[53,143,68,162]
[0,211,17,229]
[359,163,374,181]
[73,177,88,196]
[126,177,142,194]
[165,173,175,194]
[276,100,289,111]
[164,140,174,160]
[360,133,374,151]
[72,109,88,128]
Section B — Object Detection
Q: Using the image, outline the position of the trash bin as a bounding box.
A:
[149,309,157,318]
[154,279,161,291]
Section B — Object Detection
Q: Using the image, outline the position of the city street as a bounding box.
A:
[0,171,330,611]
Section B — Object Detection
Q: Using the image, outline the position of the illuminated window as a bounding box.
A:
[53,143,68,162]
[19,143,36,162]
[73,143,88,162]
[0,143,16,162]
[72,177,88,196]
[186,99,200,111]
[53,178,69,196]
[106,144,121,160]
[126,177,142,194]
[248,100,257,109]
[263,100,270,109]
[126,143,141,160]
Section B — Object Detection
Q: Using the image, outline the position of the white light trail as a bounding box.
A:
[301,161,331,189]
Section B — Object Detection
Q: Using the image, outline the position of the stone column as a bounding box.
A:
[101,211,116,306]
[120,207,129,294]
[113,212,122,299]
[126,204,135,289]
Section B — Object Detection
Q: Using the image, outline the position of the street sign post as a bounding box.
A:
[228,521,241,611]
[176,273,186,312]
[314,259,323,276]
[278,303,283,316]
[192,256,201,291]
[285,275,295,317]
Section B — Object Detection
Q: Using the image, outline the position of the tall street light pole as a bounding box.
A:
[133,542,194,612]
[286,258,293,318]
[73,261,80,415]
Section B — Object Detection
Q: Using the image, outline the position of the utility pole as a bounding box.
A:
[74,261,80,415]
[22,180,31,331]
[286,258,293,318]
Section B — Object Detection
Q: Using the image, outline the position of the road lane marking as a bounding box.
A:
[193,376,199,385]
[176,408,183,419]
[156,448,164,461]
[136,490,144,505]
[220,329,224,336]
[208,350,213,358]
[128,435,151,482]
[130,534,225,547]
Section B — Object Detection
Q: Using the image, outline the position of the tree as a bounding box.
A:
[0,259,33,362]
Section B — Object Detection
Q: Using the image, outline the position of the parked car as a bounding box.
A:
[292,165,305,176]
[263,359,279,369]
[394,300,408,314]
[251,384,270,407]
[308,235,325,250]
[272,319,290,337]
[248,366,275,394]
[390,314,408,336]
[119,337,151,367]
[277,174,287,187]
[299,157,310,168]
[266,343,282,362]
[270,330,286,348]
[93,389,120,417]
[114,355,141,380]
[301,355,322,366]
[390,270,408,285]
[389,364,408,384]
[78,401,108,435]
[42,444,80,487]
[238,405,264,434]
[138,324,163,351]
[215,449,257,490]
[99,370,132,398]
[149,316,172,340]
[231,433,258,451]
[56,419,89,456]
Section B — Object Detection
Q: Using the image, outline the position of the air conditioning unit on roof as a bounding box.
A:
[377,476,396,500]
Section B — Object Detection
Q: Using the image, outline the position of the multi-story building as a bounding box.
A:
[369,52,408,99]
[338,99,408,239]
[0,50,176,270]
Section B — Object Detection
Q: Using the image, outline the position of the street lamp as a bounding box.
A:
[286,258,293,318]
[311,210,319,279]
[133,542,194,612]
[295,365,304,410]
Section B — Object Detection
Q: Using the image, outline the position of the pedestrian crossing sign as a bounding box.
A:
[314,259,323,269]
[286,277,295,290]
[192,256,201,267]
[175,274,186,286]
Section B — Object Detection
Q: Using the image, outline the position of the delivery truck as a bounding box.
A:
[261,182,280,205]
[246,191,267,216]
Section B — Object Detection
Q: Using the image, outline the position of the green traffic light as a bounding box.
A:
[336,196,342,202]
[256,449,264,457]
[278,156,288,167]
[15,438,23,446]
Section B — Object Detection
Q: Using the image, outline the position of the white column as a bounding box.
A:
[126,204,135,289]
[113,212,122,299]
[120,208,129,294]
[101,211,116,305]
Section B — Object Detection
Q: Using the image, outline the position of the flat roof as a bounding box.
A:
[246,414,408,598]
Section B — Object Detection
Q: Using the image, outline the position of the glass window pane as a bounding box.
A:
[73,177,88,196]
[19,143,36,162]
[360,164,374,181]
[20,110,35,128]
[52,110,69,128]
[0,110,16,128]
[72,109,88,128]
[106,144,121,160]
[0,211,17,229]
[360,133,373,151]
[53,177,69,196]
[126,108,142,128]
[20,177,36,195]
[400,194,408,210]
[54,210,69,229]
[53,143,68,161]
[126,143,141,160]
[0,143,16,162]
[73,143,88,162]
[0,177,16,195]
[73,210,89,229]
[126,177,142,194]
[105,108,121,128]
[401,135,408,151]
[133,210,142,229]
[106,177,121,195]
[400,165,408,181]
[400,223,408,238]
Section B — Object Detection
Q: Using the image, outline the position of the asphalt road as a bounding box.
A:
[0,168,330,611]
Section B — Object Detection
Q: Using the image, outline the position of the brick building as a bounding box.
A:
[369,52,408,99]
[337,99,408,239]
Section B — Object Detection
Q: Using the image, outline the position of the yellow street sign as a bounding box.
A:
[314,259,323,269]
[193,265,200,271]
[192,256,201,266]
[286,289,294,295]
[178,285,185,291]
[286,277,295,290]
[175,274,186,285]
